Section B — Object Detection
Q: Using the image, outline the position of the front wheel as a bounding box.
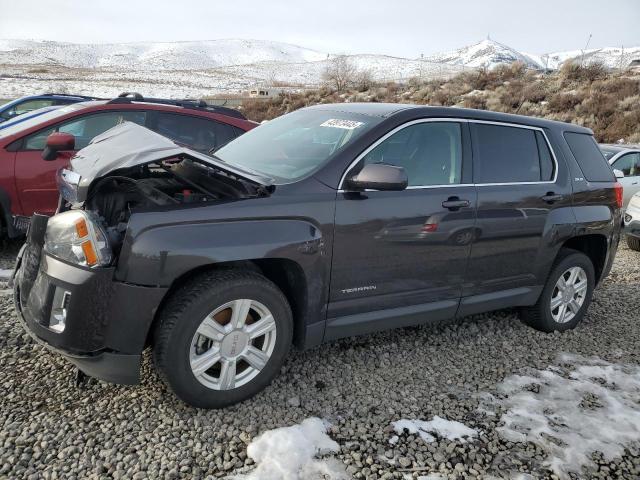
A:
[520,249,595,332]
[153,270,293,408]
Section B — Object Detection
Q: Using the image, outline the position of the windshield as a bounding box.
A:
[599,147,622,161]
[214,109,382,183]
[0,103,89,139]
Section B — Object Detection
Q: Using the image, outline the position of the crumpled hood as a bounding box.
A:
[69,122,272,201]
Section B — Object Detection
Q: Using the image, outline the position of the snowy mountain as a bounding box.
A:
[425,38,543,69]
[545,46,640,70]
[0,39,327,70]
[1,37,637,73]
[0,38,638,99]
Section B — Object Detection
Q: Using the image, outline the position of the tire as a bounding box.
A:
[449,228,476,246]
[153,269,293,408]
[627,235,640,251]
[520,248,595,333]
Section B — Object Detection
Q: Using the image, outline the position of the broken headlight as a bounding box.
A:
[56,168,82,205]
[44,210,112,267]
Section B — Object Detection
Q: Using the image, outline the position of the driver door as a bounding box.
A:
[14,111,147,216]
[327,120,477,338]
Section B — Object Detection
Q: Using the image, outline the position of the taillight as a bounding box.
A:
[421,223,438,233]
[614,182,623,209]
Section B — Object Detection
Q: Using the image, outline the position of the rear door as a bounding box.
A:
[13,110,147,216]
[611,152,640,206]
[460,121,572,313]
[328,120,477,335]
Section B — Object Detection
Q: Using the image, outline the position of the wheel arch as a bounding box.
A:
[147,257,311,349]
[560,234,608,283]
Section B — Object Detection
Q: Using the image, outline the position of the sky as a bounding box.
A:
[0,0,638,57]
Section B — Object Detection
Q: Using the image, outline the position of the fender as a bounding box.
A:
[533,204,617,285]
[115,216,331,341]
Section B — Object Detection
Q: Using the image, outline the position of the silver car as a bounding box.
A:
[624,191,640,251]
[600,144,640,208]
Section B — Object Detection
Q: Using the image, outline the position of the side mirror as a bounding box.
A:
[613,169,625,179]
[345,163,408,191]
[42,132,75,161]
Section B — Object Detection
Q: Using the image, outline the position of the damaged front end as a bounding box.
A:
[56,122,272,258]
[13,122,272,384]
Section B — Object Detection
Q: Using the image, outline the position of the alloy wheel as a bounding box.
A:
[549,266,588,324]
[189,299,277,390]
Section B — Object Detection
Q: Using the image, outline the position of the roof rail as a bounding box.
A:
[106,93,247,120]
[42,93,101,99]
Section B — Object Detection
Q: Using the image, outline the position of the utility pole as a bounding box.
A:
[620,45,625,71]
[580,33,592,67]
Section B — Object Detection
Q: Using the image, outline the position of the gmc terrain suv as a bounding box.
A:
[0,93,255,238]
[14,104,622,408]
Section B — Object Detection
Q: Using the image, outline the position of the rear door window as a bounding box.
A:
[1,99,56,120]
[471,123,552,183]
[564,132,614,182]
[154,113,241,153]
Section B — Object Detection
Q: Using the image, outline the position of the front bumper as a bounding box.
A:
[14,215,168,385]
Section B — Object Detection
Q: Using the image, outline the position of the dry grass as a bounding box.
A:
[239,62,640,143]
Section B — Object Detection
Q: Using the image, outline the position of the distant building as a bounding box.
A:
[249,88,277,98]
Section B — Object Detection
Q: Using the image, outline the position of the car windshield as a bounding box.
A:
[0,103,88,139]
[214,109,382,183]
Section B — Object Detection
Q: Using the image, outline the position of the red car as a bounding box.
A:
[0,93,256,237]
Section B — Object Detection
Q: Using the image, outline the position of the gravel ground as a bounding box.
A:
[0,239,639,480]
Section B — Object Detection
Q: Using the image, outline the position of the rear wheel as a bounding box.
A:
[153,270,293,408]
[520,249,595,332]
[627,235,640,251]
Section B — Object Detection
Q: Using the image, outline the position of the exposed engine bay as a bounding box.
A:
[68,157,270,251]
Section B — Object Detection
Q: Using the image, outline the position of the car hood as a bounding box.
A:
[70,122,273,200]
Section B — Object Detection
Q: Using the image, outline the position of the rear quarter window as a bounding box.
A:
[564,132,614,182]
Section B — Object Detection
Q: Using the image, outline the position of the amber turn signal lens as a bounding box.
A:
[75,219,89,238]
[81,240,98,266]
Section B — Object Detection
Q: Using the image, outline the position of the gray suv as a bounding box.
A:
[14,104,623,408]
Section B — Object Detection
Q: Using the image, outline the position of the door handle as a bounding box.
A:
[541,192,563,204]
[442,197,470,210]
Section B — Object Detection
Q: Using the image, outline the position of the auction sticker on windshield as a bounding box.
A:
[320,119,365,130]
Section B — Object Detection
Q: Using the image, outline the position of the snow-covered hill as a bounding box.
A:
[425,38,543,69]
[0,39,328,70]
[0,38,638,99]
[545,46,640,70]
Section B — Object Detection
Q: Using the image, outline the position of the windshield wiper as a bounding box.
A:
[208,139,233,156]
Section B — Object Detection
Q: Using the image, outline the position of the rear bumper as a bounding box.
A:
[14,215,167,385]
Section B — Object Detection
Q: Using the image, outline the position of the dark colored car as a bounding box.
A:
[0,93,256,237]
[14,104,623,408]
[0,93,98,124]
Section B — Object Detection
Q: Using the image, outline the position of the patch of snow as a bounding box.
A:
[392,416,478,443]
[232,417,348,480]
[388,435,399,445]
[485,353,640,478]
